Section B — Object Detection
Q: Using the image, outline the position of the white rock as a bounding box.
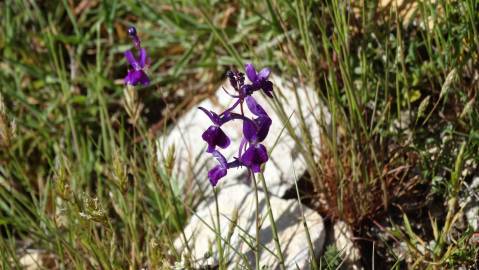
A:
[18,250,56,270]
[333,221,362,270]
[157,75,326,198]
[464,177,479,231]
[174,182,325,269]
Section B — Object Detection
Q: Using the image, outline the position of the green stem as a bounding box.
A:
[214,187,225,269]
[257,172,286,269]
[165,164,192,256]
[251,171,261,270]
[292,167,317,270]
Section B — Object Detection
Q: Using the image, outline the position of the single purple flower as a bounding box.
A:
[124,27,150,86]
[244,63,273,98]
[199,107,231,152]
[208,165,227,186]
[242,116,271,144]
[202,126,231,153]
[240,144,269,173]
[208,150,241,186]
[240,116,270,173]
[242,97,272,144]
[208,150,228,186]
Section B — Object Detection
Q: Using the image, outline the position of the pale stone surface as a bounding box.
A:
[18,250,56,270]
[463,176,479,231]
[157,75,325,198]
[173,182,325,269]
[333,221,362,270]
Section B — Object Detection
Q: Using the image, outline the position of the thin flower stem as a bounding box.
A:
[165,166,192,256]
[214,187,225,269]
[292,162,317,269]
[256,172,286,270]
[251,170,261,270]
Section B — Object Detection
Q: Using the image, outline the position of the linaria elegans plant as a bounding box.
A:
[199,64,286,269]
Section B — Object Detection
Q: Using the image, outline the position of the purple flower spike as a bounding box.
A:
[240,144,269,173]
[202,126,231,152]
[244,63,274,98]
[124,49,150,86]
[201,64,274,187]
[124,27,150,86]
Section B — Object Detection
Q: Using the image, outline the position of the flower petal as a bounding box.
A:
[198,107,221,125]
[124,71,133,85]
[238,137,247,158]
[261,80,274,98]
[124,70,138,85]
[255,116,272,142]
[240,145,255,167]
[125,70,149,86]
[137,70,150,86]
[242,118,257,143]
[255,144,269,163]
[258,67,271,80]
[139,48,147,68]
[202,126,230,152]
[124,50,139,70]
[245,96,267,116]
[208,165,227,186]
[240,144,269,173]
[250,163,261,173]
[241,84,254,96]
[211,150,228,168]
[245,63,258,83]
[215,128,231,149]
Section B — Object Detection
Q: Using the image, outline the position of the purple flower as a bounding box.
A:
[226,70,245,94]
[202,126,230,153]
[240,144,268,173]
[199,107,231,152]
[242,96,272,144]
[244,63,273,98]
[124,27,150,86]
[207,150,241,186]
[242,116,271,144]
[240,97,271,172]
[208,150,228,186]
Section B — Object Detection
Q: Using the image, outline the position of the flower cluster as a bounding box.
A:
[200,64,274,186]
[124,27,150,86]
